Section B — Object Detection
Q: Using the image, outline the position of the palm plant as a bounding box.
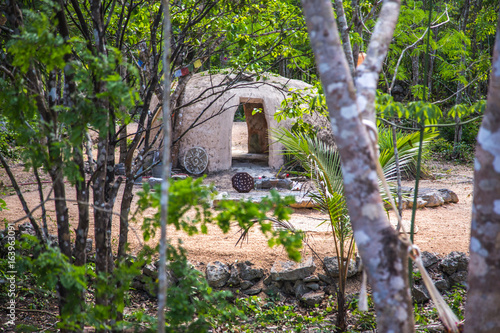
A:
[272,126,437,331]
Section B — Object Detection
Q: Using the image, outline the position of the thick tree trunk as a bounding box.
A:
[465,13,500,333]
[301,1,414,332]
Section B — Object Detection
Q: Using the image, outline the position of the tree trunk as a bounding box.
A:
[301,1,414,332]
[465,13,500,333]
[333,0,355,78]
[453,0,470,157]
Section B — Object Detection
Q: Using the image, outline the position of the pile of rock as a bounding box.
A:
[130,251,470,307]
[412,251,469,303]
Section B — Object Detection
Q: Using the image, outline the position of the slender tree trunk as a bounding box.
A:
[333,0,355,78]
[453,0,470,157]
[301,1,414,332]
[158,1,172,331]
[465,13,500,333]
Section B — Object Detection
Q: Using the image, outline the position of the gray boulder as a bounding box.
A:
[439,251,469,275]
[294,281,310,298]
[226,265,241,287]
[449,271,468,286]
[438,189,459,203]
[434,279,450,291]
[412,284,430,303]
[206,261,230,288]
[240,280,254,290]
[271,256,316,281]
[324,256,358,278]
[420,251,439,268]
[420,191,444,207]
[238,261,264,281]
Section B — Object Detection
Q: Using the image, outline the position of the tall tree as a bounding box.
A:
[464,12,500,333]
[300,1,415,332]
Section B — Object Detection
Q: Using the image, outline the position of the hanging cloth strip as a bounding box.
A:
[359,119,460,333]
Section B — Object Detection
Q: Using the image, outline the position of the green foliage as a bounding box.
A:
[446,286,466,321]
[220,296,335,332]
[348,294,377,331]
[377,92,443,125]
[164,245,241,333]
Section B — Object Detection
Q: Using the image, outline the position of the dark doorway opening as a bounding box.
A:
[231,98,269,166]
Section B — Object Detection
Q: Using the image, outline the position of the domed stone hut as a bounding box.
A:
[168,72,332,173]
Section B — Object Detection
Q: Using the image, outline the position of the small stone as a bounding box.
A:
[449,271,468,286]
[438,189,459,203]
[412,284,430,303]
[304,275,320,283]
[306,283,320,291]
[240,280,255,290]
[434,279,450,291]
[301,291,325,307]
[420,251,439,268]
[227,265,241,287]
[294,281,310,298]
[244,280,264,295]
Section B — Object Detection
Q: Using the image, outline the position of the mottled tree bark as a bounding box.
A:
[465,13,500,333]
[301,1,414,332]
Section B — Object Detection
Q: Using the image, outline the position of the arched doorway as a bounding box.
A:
[231,97,269,166]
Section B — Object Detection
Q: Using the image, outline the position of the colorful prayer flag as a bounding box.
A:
[181,67,189,76]
[194,59,202,68]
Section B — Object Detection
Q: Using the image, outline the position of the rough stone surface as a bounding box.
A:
[255,178,293,190]
[439,251,469,275]
[301,291,325,307]
[238,261,264,281]
[227,265,241,287]
[264,282,281,296]
[271,256,316,281]
[434,279,450,291]
[240,280,255,290]
[323,256,358,278]
[306,283,320,291]
[206,261,230,288]
[449,271,468,286]
[438,189,459,203]
[318,273,335,285]
[294,281,310,298]
[420,191,444,207]
[304,275,320,283]
[420,251,439,268]
[412,284,430,304]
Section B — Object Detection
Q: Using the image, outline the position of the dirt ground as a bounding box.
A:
[0,123,473,272]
